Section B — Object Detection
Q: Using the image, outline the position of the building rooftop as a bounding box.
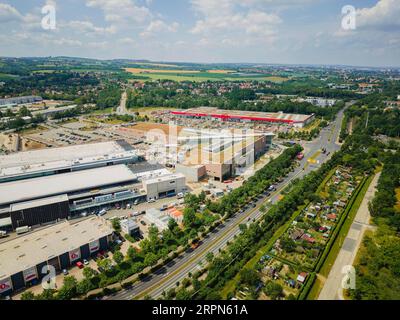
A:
[0,140,132,169]
[172,107,314,123]
[0,217,113,281]
[0,165,137,206]
[0,140,137,181]
[183,134,266,166]
[143,173,185,185]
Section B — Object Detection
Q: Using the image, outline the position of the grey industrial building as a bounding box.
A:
[0,96,43,108]
[0,165,144,230]
[0,217,113,297]
[0,140,139,183]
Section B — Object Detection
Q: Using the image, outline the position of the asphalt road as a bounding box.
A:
[116,91,130,115]
[105,107,347,300]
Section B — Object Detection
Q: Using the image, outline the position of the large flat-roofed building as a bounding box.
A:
[0,140,139,183]
[0,95,42,108]
[178,131,273,181]
[0,217,113,297]
[171,107,315,128]
[0,165,141,230]
[143,173,186,201]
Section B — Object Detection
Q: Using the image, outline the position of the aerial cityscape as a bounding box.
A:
[0,0,400,309]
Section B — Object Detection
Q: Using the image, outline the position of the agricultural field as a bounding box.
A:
[124,67,289,83]
[0,73,18,80]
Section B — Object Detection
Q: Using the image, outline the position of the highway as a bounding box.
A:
[105,106,347,300]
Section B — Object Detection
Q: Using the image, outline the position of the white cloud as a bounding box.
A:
[190,0,282,47]
[140,20,179,38]
[86,0,151,24]
[53,38,83,47]
[64,20,116,35]
[357,0,400,30]
[0,3,23,23]
[117,37,136,45]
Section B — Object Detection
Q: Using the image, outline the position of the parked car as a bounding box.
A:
[147,199,156,203]
[140,220,147,226]
[62,269,69,276]
[76,261,84,269]
[83,259,89,266]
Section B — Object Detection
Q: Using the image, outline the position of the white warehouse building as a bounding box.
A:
[143,173,186,201]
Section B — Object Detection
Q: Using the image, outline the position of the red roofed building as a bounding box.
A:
[301,234,316,244]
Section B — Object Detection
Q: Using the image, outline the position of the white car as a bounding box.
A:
[147,199,156,203]
[83,259,89,266]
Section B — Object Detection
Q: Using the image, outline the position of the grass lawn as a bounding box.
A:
[88,107,114,115]
[0,73,18,80]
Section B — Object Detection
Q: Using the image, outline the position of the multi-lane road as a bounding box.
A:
[105,106,347,300]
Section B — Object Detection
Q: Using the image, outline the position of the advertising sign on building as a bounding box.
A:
[23,266,37,282]
[69,248,81,262]
[0,278,12,294]
[89,240,100,253]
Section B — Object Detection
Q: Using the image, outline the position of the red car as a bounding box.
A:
[76,261,84,269]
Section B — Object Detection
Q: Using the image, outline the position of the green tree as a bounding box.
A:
[113,251,124,265]
[127,246,137,261]
[239,268,260,287]
[57,276,78,300]
[21,291,36,300]
[183,207,197,229]
[264,282,283,300]
[205,252,214,263]
[97,258,113,271]
[111,218,121,232]
[83,267,97,279]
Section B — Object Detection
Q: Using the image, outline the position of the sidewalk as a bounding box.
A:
[318,173,380,300]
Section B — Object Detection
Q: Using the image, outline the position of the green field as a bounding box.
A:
[0,73,18,80]
[125,68,288,83]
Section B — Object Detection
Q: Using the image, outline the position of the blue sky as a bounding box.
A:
[0,0,399,67]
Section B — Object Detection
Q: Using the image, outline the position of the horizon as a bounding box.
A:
[1,55,399,70]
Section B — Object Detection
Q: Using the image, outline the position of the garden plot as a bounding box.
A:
[270,167,361,270]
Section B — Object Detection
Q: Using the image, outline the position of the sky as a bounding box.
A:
[0,0,399,67]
